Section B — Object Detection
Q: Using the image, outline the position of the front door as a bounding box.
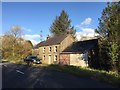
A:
[48,55,51,64]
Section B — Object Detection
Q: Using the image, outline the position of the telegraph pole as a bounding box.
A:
[40,30,43,42]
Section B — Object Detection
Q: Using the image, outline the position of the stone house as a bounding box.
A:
[33,34,75,64]
[33,33,99,67]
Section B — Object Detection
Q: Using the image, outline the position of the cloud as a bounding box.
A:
[81,27,94,35]
[22,34,40,46]
[75,17,98,41]
[81,18,92,25]
[75,27,99,41]
[75,27,95,37]
[22,27,32,32]
[75,18,93,31]
[75,25,81,29]
[29,39,40,46]
[23,34,40,39]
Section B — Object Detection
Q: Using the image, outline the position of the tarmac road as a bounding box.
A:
[2,63,117,88]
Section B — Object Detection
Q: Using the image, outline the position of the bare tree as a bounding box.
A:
[2,25,23,58]
[2,25,33,62]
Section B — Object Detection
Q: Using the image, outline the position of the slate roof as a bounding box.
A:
[61,39,98,54]
[34,41,46,49]
[34,34,69,49]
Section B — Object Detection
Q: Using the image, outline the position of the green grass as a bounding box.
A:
[32,63,48,67]
[47,64,120,87]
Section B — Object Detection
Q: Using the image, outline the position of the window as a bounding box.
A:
[54,46,57,52]
[49,47,52,52]
[43,55,45,60]
[43,47,45,53]
[54,55,57,61]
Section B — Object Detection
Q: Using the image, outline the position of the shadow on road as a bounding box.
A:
[2,63,47,88]
[2,63,118,88]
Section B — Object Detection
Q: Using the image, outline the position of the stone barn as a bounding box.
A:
[60,39,99,67]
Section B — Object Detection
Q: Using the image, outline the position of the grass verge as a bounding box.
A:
[47,64,120,87]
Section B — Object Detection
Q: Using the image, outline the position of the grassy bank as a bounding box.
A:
[47,64,120,87]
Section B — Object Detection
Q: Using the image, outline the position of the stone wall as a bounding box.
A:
[70,53,88,67]
[60,34,75,52]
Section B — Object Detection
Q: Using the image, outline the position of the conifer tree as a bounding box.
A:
[50,10,76,35]
[96,2,120,72]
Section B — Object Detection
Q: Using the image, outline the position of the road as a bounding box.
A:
[2,63,117,88]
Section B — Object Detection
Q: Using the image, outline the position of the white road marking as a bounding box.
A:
[16,70,24,74]
[0,63,7,67]
[3,65,7,67]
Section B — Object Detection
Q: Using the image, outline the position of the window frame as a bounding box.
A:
[54,55,57,62]
[43,55,45,60]
[54,46,57,52]
[49,47,52,52]
[43,47,45,53]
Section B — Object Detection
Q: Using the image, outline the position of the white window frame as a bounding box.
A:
[54,55,57,62]
[49,47,52,52]
[43,47,45,53]
[54,46,57,52]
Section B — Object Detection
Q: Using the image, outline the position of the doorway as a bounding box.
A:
[48,55,51,64]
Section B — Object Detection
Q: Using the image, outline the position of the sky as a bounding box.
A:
[2,2,107,45]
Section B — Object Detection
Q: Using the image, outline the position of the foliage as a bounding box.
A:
[21,40,33,58]
[2,25,33,61]
[50,10,76,36]
[2,35,15,58]
[9,26,23,38]
[69,26,76,38]
[96,2,120,72]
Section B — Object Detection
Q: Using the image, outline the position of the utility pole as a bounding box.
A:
[40,30,43,42]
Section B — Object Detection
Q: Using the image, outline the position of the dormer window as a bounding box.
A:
[49,47,52,52]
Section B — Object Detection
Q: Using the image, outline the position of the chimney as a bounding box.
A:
[67,28,71,34]
[47,35,50,40]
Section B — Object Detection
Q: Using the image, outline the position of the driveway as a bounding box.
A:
[2,63,117,88]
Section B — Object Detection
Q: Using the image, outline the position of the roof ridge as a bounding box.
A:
[34,34,69,48]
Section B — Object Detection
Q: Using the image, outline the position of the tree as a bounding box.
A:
[50,10,76,35]
[2,25,34,62]
[2,35,14,58]
[96,2,120,72]
[69,26,76,37]
[2,25,23,59]
[22,40,33,58]
[12,26,23,57]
